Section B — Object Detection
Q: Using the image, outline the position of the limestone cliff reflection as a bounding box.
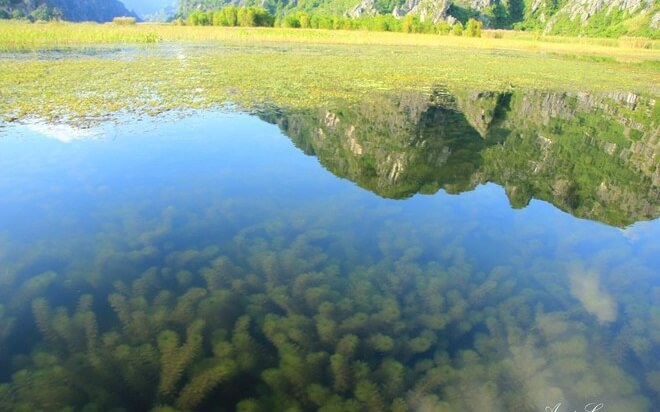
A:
[260,88,659,227]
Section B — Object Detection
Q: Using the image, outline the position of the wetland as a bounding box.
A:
[0,24,659,412]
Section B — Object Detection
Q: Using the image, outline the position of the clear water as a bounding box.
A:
[0,89,658,412]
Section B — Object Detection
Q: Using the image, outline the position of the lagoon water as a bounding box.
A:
[0,90,658,411]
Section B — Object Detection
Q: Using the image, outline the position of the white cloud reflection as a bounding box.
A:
[26,122,99,143]
[569,269,617,324]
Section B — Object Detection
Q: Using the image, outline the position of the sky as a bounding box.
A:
[121,0,175,16]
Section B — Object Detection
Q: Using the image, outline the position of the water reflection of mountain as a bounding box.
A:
[259,89,659,227]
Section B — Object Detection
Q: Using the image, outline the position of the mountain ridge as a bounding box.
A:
[0,0,138,22]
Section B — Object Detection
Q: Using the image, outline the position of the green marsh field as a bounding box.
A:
[1,21,659,123]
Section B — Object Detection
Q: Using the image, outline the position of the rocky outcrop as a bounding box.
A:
[347,0,379,18]
[540,0,656,34]
[651,11,660,28]
[393,0,451,23]
[561,0,651,22]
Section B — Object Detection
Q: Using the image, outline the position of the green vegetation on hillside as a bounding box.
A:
[0,0,136,22]
[175,0,659,38]
[0,0,62,21]
[1,0,657,37]
[545,3,660,38]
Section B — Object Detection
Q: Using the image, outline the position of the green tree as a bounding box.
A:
[371,16,389,31]
[508,0,524,23]
[341,18,352,30]
[30,5,52,21]
[451,22,464,36]
[237,7,257,27]
[253,8,273,27]
[187,10,209,26]
[212,10,225,26]
[317,15,333,29]
[223,6,238,27]
[283,14,300,28]
[436,21,451,35]
[11,8,24,19]
[299,13,310,28]
[331,15,342,30]
[491,2,509,28]
[309,15,320,29]
[401,15,415,33]
[465,18,482,37]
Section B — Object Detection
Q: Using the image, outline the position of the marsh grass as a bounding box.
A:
[0,21,658,125]
[112,17,137,26]
[1,21,659,59]
[0,21,162,49]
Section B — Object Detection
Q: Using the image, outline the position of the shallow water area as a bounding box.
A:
[0,45,151,61]
[0,42,335,62]
[0,96,658,411]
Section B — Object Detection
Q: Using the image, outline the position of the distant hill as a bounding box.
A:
[178,0,659,36]
[122,0,176,21]
[0,0,138,22]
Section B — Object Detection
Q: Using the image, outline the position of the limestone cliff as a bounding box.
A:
[539,0,658,35]
[343,0,657,34]
[392,0,452,23]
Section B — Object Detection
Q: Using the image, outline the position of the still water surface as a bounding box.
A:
[0,90,658,412]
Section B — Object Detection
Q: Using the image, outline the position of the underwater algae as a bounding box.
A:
[0,170,658,412]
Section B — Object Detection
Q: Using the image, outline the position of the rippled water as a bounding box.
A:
[0,88,658,412]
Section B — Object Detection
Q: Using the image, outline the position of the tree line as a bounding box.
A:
[0,0,62,21]
[181,6,483,37]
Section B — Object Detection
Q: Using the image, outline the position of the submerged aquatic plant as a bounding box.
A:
[0,127,657,411]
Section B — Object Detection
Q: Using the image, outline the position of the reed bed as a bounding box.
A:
[1,21,659,62]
